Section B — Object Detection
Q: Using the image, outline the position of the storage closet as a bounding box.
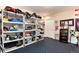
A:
[0,6,44,53]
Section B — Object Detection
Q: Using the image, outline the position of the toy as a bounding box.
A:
[15,9,24,14]
[16,32,23,38]
[31,13,37,17]
[4,34,18,41]
[36,15,42,19]
[30,31,36,36]
[13,25,18,29]
[24,12,31,19]
[5,35,10,41]
[3,26,9,31]
[25,32,30,37]
[26,26,32,30]
[37,36,42,39]
[8,18,23,22]
[27,37,32,43]
[25,39,28,43]
[25,25,35,30]
[3,25,17,31]
[18,18,23,22]
[40,32,44,34]
[31,13,42,19]
[9,26,17,31]
[32,36,35,41]
[4,6,15,12]
[16,40,23,46]
[9,36,17,40]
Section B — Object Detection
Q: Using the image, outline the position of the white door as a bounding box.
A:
[44,19,55,39]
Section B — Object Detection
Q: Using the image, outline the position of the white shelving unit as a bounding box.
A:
[0,10,24,53]
[0,10,44,53]
[3,31,24,33]
[5,45,23,52]
[3,38,23,43]
[36,19,45,41]
[24,17,38,46]
[25,40,37,46]
[25,29,37,32]
[3,21,24,24]
[25,23,37,25]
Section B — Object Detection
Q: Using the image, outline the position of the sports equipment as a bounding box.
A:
[4,6,15,12]
[8,18,23,22]
[9,26,17,31]
[15,9,24,14]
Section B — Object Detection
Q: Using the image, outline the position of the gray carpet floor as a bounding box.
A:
[9,37,76,53]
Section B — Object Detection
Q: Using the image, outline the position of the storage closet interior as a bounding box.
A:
[0,6,45,53]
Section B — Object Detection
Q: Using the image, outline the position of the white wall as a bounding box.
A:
[44,19,55,39]
[52,10,75,20]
